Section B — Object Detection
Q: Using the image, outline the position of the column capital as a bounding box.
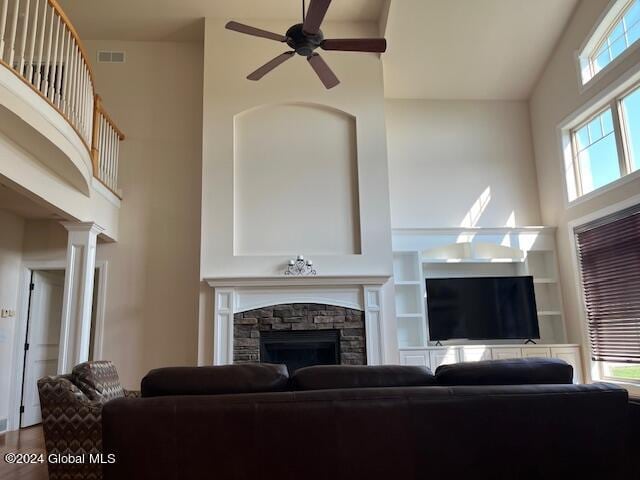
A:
[61,222,105,235]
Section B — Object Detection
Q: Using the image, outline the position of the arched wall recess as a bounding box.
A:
[233,102,362,256]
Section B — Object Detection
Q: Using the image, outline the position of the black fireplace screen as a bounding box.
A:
[260,330,340,373]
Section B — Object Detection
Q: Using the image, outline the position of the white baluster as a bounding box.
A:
[48,12,59,101]
[41,6,53,94]
[17,0,30,74]
[113,135,120,191]
[111,129,117,189]
[104,122,111,186]
[89,85,95,143]
[85,74,92,142]
[8,0,20,66]
[100,118,107,183]
[34,0,46,89]
[107,125,114,188]
[80,65,88,139]
[0,0,9,61]
[26,0,39,82]
[61,28,71,113]
[54,20,64,107]
[78,62,85,133]
[75,49,83,132]
[70,45,79,125]
[104,122,111,185]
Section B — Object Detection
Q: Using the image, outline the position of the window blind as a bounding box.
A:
[575,204,640,363]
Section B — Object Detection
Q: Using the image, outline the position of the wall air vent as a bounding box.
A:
[97,51,126,63]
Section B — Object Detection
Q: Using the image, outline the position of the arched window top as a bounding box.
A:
[579,0,640,84]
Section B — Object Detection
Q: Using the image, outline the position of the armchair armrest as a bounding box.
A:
[38,375,104,480]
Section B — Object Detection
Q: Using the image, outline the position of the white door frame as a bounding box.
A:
[7,259,108,431]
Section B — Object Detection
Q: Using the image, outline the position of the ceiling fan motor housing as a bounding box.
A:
[286,23,324,56]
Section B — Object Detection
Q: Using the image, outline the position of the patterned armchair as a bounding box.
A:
[37,360,139,480]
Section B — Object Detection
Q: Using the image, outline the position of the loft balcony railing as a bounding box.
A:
[0,0,124,197]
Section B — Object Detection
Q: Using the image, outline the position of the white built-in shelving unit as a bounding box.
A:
[393,252,427,348]
[391,227,581,381]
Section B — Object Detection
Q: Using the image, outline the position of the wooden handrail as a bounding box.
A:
[96,99,125,141]
[46,0,95,88]
[0,0,125,195]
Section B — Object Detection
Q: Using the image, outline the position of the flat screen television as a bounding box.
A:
[426,276,539,341]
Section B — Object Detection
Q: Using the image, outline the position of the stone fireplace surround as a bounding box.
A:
[234,303,366,365]
[205,275,390,366]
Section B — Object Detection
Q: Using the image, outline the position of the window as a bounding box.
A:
[572,108,621,195]
[590,0,640,77]
[575,204,640,383]
[620,84,640,171]
[579,0,640,85]
[567,83,640,200]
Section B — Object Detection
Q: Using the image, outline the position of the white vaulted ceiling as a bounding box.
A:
[57,0,386,42]
[382,0,578,100]
[59,0,579,100]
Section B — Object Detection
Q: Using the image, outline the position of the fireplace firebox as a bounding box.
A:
[233,303,367,367]
[260,330,340,373]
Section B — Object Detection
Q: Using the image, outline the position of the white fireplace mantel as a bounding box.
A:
[205,275,391,367]
[205,275,391,288]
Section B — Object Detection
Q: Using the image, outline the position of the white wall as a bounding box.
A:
[234,103,360,256]
[386,99,542,228]
[0,210,24,429]
[85,40,204,388]
[202,19,393,277]
[200,19,396,363]
[0,217,69,431]
[530,0,640,379]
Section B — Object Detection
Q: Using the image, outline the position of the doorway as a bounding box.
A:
[19,270,64,428]
[16,266,102,429]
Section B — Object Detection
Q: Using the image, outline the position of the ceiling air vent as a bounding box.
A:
[97,51,126,63]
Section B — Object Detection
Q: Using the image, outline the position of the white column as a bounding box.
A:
[58,222,103,373]
[213,288,235,365]
[364,285,385,365]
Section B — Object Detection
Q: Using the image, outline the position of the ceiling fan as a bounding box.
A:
[225,0,387,89]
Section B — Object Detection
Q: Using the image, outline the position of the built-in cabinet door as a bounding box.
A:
[551,347,582,383]
[491,348,522,360]
[429,348,460,370]
[522,347,551,359]
[399,350,429,368]
[461,346,492,362]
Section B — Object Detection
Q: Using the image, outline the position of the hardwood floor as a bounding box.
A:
[0,426,48,480]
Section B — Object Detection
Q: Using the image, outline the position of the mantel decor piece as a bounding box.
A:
[285,255,316,276]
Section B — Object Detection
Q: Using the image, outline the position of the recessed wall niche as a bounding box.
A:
[233,103,361,256]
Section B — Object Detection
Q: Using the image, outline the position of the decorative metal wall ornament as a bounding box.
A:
[284,255,317,276]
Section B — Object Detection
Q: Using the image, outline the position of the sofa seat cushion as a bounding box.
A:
[435,357,573,386]
[72,360,125,402]
[291,365,436,390]
[141,363,289,397]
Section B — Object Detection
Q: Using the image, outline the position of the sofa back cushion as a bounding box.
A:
[291,365,436,390]
[141,363,289,397]
[72,360,125,402]
[435,357,573,386]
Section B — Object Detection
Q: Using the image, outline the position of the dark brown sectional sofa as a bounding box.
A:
[102,359,633,480]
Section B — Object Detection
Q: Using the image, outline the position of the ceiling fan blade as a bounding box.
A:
[247,51,295,81]
[225,21,286,42]
[322,38,387,53]
[303,0,331,35]
[307,53,340,89]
